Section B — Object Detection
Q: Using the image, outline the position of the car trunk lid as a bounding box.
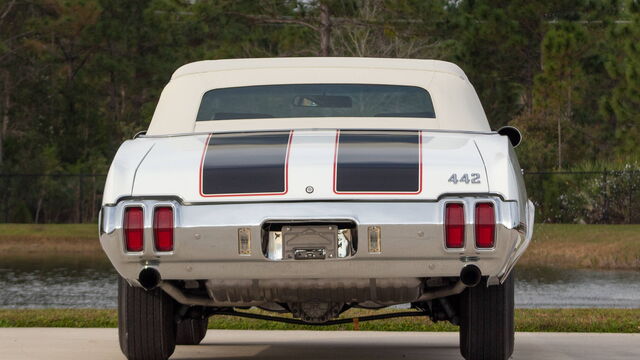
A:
[132,129,490,202]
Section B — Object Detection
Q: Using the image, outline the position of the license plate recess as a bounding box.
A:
[282,225,338,260]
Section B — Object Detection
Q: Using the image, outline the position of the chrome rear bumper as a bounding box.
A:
[100,197,533,289]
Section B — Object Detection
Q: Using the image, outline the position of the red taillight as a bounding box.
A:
[475,203,495,248]
[154,207,174,252]
[124,207,144,252]
[445,203,465,248]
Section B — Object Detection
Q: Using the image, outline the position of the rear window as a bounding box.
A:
[195,84,435,121]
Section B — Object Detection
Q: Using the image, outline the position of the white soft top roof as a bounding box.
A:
[147,57,489,135]
[171,57,467,80]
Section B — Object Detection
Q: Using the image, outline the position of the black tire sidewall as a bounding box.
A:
[459,273,515,360]
[118,276,177,360]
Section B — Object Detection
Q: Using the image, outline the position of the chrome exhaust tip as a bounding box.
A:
[460,265,482,287]
[139,267,161,290]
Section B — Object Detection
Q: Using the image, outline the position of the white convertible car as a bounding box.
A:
[100,57,534,360]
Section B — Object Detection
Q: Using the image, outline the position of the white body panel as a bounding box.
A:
[101,130,518,205]
[103,140,154,202]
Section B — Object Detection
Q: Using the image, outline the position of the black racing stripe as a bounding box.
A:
[335,130,421,193]
[201,132,291,195]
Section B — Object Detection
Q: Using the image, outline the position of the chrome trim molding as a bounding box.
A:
[139,128,499,139]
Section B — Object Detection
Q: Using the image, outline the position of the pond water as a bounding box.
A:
[0,257,118,309]
[0,259,638,309]
[514,266,640,308]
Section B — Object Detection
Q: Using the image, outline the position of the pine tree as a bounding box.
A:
[600,4,640,160]
[534,23,588,169]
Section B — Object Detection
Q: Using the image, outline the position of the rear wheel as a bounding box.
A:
[176,318,208,345]
[459,273,515,360]
[118,277,177,360]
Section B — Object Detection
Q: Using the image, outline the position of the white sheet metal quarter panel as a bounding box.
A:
[128,130,492,203]
[102,139,155,205]
[421,132,489,199]
[131,135,207,200]
[473,135,522,202]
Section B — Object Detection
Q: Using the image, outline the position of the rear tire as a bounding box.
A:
[459,273,515,360]
[176,318,208,345]
[118,277,176,360]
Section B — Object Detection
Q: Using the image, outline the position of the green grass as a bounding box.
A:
[0,223,97,238]
[519,224,640,269]
[0,309,117,328]
[0,308,638,333]
[1,223,639,269]
[0,223,101,258]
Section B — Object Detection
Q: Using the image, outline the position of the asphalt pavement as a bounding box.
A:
[1,328,638,359]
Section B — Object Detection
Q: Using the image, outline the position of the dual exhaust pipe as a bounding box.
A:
[459,264,482,287]
[138,267,162,290]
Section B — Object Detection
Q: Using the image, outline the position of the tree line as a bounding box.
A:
[1,0,639,222]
